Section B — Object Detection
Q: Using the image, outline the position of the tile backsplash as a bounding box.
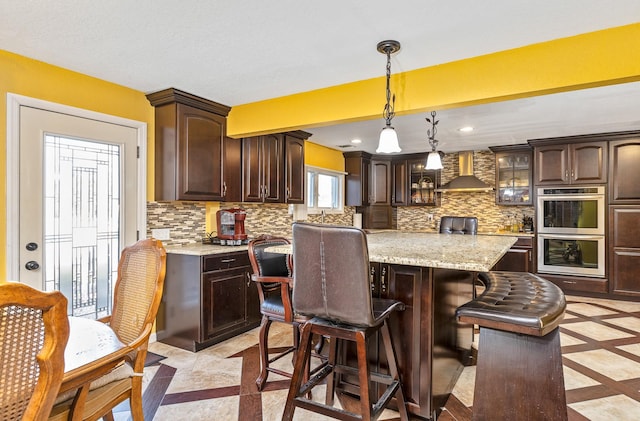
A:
[146,150,535,244]
[147,201,355,245]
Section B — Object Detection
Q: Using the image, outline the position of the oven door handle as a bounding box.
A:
[537,194,604,201]
[538,233,604,241]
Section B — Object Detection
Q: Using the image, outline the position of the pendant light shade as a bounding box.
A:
[426,151,443,169]
[376,40,401,154]
[377,126,401,153]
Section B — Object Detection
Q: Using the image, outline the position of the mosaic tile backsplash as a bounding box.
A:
[146,150,534,245]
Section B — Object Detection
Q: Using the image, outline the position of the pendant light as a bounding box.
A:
[425,111,443,169]
[375,40,401,153]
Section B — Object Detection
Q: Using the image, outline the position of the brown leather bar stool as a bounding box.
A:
[439,215,478,235]
[248,236,303,390]
[282,222,409,421]
[456,271,567,421]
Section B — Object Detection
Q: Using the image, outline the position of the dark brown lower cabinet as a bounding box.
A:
[340,263,474,420]
[492,236,535,272]
[158,250,260,352]
[609,206,640,297]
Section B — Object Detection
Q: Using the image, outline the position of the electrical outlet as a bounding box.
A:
[426,214,434,222]
[151,228,171,240]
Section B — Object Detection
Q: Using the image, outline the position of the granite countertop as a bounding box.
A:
[164,243,248,256]
[266,231,517,272]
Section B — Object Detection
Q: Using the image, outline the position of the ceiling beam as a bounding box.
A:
[227,23,640,138]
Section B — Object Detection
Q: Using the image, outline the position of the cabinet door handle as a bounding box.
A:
[380,266,387,295]
[571,170,575,180]
[370,266,376,292]
[285,187,290,201]
[220,258,236,263]
[264,186,269,197]
[564,169,569,181]
[223,182,227,197]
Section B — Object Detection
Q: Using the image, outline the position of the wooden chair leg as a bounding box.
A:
[130,376,144,421]
[355,331,373,421]
[380,321,409,421]
[282,322,314,421]
[325,336,339,406]
[256,315,272,390]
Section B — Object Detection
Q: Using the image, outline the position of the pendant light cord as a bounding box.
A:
[383,49,395,126]
[427,110,439,151]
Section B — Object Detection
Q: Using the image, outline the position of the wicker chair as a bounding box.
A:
[0,283,69,421]
[49,238,166,421]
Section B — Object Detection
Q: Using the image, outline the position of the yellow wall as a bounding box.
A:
[305,141,344,172]
[228,23,640,137]
[0,50,155,277]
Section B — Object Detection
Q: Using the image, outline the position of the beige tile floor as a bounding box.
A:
[112,294,640,420]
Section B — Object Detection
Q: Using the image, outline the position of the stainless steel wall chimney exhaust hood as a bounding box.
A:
[437,151,493,192]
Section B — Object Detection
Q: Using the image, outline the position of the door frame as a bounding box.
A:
[5,93,147,283]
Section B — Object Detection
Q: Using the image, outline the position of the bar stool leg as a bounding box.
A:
[256,315,272,390]
[472,326,567,421]
[325,336,339,406]
[355,331,373,421]
[380,322,409,421]
[282,322,314,421]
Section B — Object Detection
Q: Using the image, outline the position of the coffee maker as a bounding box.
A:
[216,208,248,245]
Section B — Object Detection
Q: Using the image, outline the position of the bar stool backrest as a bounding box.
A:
[439,216,478,235]
[292,222,375,327]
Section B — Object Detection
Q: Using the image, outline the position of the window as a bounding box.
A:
[306,166,344,214]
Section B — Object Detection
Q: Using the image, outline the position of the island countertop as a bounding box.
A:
[266,231,517,272]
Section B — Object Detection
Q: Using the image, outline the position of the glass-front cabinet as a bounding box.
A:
[490,145,532,205]
[409,158,439,206]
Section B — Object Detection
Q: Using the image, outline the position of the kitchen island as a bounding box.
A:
[269,230,516,420]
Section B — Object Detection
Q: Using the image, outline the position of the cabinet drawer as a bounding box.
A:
[513,237,533,248]
[203,252,250,272]
[542,273,608,294]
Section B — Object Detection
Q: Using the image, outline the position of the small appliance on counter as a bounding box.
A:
[215,208,248,245]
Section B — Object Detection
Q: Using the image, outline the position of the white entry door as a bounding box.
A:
[13,102,143,318]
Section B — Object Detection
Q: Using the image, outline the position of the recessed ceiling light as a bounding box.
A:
[351,138,362,144]
[458,126,474,133]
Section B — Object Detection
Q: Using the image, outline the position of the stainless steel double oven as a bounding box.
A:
[537,186,606,277]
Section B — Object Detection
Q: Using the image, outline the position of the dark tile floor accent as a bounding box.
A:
[114,295,640,420]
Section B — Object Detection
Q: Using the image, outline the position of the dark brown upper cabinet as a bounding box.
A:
[147,88,232,201]
[609,136,640,204]
[241,131,309,204]
[370,158,392,205]
[242,134,284,203]
[489,145,532,205]
[283,132,309,204]
[529,136,607,185]
[391,159,409,206]
[344,151,372,206]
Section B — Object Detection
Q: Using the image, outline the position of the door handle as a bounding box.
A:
[25,261,40,271]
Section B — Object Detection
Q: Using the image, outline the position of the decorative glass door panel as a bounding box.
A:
[44,136,121,318]
[409,159,439,206]
[495,151,532,205]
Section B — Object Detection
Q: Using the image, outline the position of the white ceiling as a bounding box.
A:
[2,0,640,154]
